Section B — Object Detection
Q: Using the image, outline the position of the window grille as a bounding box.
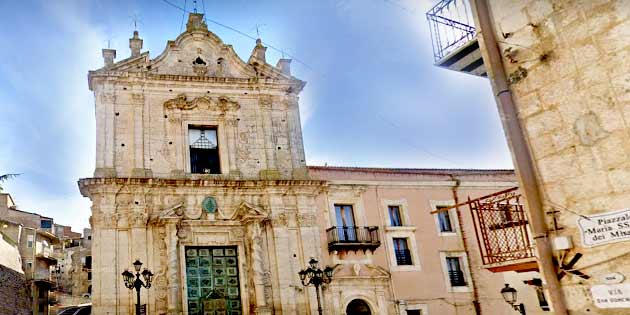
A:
[189,127,220,174]
[446,257,467,286]
[393,238,412,265]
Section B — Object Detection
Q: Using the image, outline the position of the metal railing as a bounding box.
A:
[468,187,535,265]
[394,249,412,265]
[448,270,467,286]
[326,226,380,251]
[426,0,477,61]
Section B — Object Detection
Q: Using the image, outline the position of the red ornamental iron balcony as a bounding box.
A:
[326,226,381,252]
[434,187,537,273]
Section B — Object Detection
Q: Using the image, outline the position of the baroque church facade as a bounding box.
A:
[80,13,542,315]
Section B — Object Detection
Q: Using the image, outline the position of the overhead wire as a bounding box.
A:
[160,0,507,171]
[161,0,313,70]
[179,0,187,33]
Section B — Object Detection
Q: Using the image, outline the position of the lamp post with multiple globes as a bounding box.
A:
[122,259,154,315]
[298,258,334,315]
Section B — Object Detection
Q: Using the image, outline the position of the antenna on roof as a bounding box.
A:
[131,14,140,31]
[193,0,198,13]
[253,24,266,39]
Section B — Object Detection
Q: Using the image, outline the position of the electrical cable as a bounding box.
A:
[161,0,313,70]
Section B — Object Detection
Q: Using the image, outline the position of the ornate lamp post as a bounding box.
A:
[298,258,334,315]
[501,283,526,315]
[122,259,154,315]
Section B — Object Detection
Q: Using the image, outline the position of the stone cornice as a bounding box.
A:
[78,177,328,196]
[88,70,305,93]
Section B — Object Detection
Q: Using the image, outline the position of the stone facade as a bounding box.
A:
[80,12,548,315]
[81,13,317,315]
[464,0,630,313]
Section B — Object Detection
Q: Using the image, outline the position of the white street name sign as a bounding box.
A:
[577,208,630,247]
[591,284,630,308]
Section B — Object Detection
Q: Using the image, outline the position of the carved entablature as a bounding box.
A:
[259,95,273,110]
[163,94,240,113]
[91,211,119,229]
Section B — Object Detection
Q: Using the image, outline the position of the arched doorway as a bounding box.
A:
[346,299,371,315]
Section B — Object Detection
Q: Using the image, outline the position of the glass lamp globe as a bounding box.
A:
[501,284,517,305]
[133,259,143,272]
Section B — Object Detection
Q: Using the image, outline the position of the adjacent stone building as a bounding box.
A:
[0,193,59,315]
[426,0,630,314]
[79,13,551,315]
[0,216,31,315]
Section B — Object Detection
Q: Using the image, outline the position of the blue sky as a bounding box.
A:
[0,0,512,231]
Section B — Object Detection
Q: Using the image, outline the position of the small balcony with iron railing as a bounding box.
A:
[433,187,537,273]
[426,0,487,76]
[448,270,467,286]
[326,226,381,252]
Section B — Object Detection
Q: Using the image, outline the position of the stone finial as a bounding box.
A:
[186,13,208,32]
[276,59,291,75]
[250,39,267,64]
[102,48,116,67]
[129,30,143,57]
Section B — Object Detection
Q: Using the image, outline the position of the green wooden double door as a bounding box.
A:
[185,246,242,315]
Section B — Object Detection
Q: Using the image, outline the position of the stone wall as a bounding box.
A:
[476,0,630,313]
[0,264,31,315]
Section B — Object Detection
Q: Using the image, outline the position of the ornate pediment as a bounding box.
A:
[149,202,185,224]
[231,201,269,222]
[164,94,240,112]
[88,13,306,93]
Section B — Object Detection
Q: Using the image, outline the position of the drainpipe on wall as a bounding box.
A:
[469,0,568,314]
[450,175,481,315]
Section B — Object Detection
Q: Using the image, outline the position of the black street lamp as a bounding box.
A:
[122,259,154,315]
[501,283,526,315]
[298,258,334,315]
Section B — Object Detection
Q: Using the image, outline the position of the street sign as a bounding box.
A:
[591,284,630,308]
[577,208,630,247]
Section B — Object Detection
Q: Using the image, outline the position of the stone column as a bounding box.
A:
[248,221,271,314]
[166,223,182,314]
[130,208,149,310]
[226,117,240,176]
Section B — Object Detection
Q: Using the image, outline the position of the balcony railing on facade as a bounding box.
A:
[394,249,412,265]
[326,226,381,252]
[448,270,467,286]
[433,187,537,273]
[31,270,56,288]
[425,0,487,76]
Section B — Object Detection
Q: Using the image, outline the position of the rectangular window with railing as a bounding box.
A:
[393,238,412,265]
[446,257,467,287]
[189,126,220,174]
[388,205,403,226]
